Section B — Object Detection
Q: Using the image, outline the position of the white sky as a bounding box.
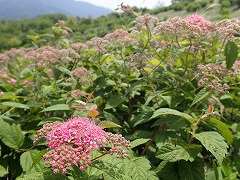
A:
[78,0,172,10]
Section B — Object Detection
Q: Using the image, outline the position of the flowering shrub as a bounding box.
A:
[0,10,240,180]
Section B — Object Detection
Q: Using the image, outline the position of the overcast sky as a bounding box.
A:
[78,0,172,10]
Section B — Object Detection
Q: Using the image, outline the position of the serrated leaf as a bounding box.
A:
[121,157,158,180]
[20,150,45,173]
[155,131,179,149]
[1,101,29,109]
[151,116,179,128]
[56,67,72,76]
[190,88,211,107]
[94,154,158,180]
[156,161,179,180]
[0,158,8,177]
[157,158,205,180]
[207,118,233,145]
[194,131,228,164]
[156,144,195,162]
[224,41,238,69]
[98,121,122,128]
[131,111,153,127]
[28,149,48,172]
[178,157,205,180]
[0,165,8,177]
[21,172,43,180]
[131,138,150,149]
[21,151,33,172]
[40,104,70,112]
[0,120,24,149]
[104,95,125,109]
[91,160,125,179]
[43,170,70,180]
[151,108,195,124]
[71,165,89,180]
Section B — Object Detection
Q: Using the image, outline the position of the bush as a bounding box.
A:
[186,2,202,12]
[171,2,185,11]
[0,12,240,180]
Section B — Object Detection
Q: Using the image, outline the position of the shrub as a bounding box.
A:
[186,2,202,12]
[0,11,240,180]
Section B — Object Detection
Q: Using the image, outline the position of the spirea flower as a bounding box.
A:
[135,13,159,29]
[103,29,138,46]
[34,116,131,174]
[196,64,239,95]
[184,14,215,33]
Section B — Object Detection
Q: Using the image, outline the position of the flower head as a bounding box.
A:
[34,116,131,174]
[184,14,215,33]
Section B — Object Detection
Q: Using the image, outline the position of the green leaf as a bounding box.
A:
[224,41,238,69]
[20,150,45,173]
[21,151,33,172]
[221,159,232,177]
[157,158,205,180]
[71,165,89,180]
[131,138,150,149]
[156,161,179,180]
[190,88,211,107]
[151,108,195,124]
[207,118,234,145]
[43,170,70,180]
[94,154,158,180]
[156,144,195,162]
[104,95,125,109]
[0,120,24,149]
[20,172,43,180]
[55,67,72,76]
[178,158,205,180]
[1,101,29,109]
[131,111,153,127]
[194,131,228,164]
[151,116,179,128]
[28,149,48,172]
[121,157,158,180]
[40,104,70,112]
[155,131,179,149]
[98,121,122,128]
[91,160,126,179]
[0,158,8,177]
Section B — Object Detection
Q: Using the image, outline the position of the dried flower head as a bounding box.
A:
[103,29,138,46]
[72,67,92,85]
[196,64,239,95]
[86,37,110,53]
[135,13,159,29]
[216,18,240,41]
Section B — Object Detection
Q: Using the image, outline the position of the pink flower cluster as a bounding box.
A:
[135,13,159,29]
[103,29,138,46]
[34,116,131,174]
[154,14,240,41]
[196,64,239,94]
[26,46,80,66]
[184,14,215,33]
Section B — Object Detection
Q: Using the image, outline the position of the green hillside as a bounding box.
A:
[151,0,240,21]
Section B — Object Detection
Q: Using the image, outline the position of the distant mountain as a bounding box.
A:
[0,0,113,19]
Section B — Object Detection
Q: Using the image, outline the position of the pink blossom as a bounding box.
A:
[9,78,17,83]
[23,79,29,85]
[34,116,131,174]
[184,14,214,33]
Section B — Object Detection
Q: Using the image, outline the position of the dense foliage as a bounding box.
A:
[0,6,240,180]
